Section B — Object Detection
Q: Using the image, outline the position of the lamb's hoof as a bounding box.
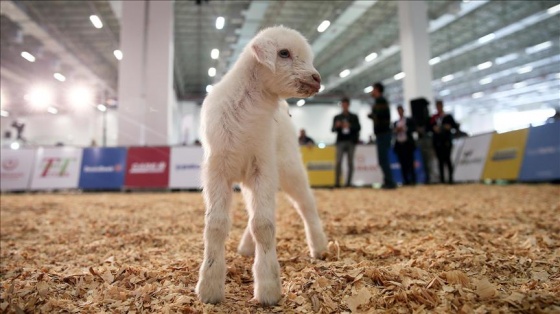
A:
[254,279,282,306]
[311,248,328,260]
[196,278,225,304]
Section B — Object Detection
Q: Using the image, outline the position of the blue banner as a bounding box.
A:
[79,147,127,190]
[390,148,426,184]
[519,122,560,181]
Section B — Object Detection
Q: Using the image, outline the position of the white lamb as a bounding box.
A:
[195,26,328,305]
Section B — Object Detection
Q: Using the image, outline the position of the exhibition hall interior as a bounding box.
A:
[0,1,559,313]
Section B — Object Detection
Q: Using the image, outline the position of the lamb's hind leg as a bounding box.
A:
[237,187,255,257]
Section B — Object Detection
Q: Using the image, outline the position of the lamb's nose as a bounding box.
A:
[312,73,321,84]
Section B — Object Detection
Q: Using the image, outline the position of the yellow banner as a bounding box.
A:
[300,146,335,187]
[482,129,529,180]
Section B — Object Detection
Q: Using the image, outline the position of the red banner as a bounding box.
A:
[124,147,170,188]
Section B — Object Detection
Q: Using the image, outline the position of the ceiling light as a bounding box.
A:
[517,66,533,74]
[526,41,552,54]
[319,85,325,92]
[208,67,216,77]
[211,49,219,59]
[364,86,373,93]
[318,142,326,149]
[10,142,20,150]
[297,99,305,107]
[365,52,378,62]
[478,33,495,44]
[97,104,107,112]
[479,77,493,85]
[47,106,58,114]
[547,4,560,15]
[394,72,405,80]
[472,92,484,99]
[27,86,53,109]
[339,69,350,78]
[53,73,66,82]
[21,51,35,62]
[0,110,8,117]
[439,89,451,96]
[206,85,213,93]
[89,15,103,29]
[495,53,518,65]
[441,74,454,82]
[477,61,493,70]
[317,20,330,33]
[114,50,123,60]
[429,57,441,65]
[68,86,93,107]
[216,17,225,29]
[513,82,526,89]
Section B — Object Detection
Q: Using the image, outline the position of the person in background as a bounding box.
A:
[368,82,396,189]
[298,129,315,146]
[393,105,417,185]
[332,97,361,187]
[430,100,458,184]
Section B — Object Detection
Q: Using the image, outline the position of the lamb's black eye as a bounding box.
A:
[278,49,290,58]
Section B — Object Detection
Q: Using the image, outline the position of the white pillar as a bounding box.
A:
[398,0,434,113]
[117,1,175,146]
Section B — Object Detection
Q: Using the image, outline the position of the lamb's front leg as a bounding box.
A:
[196,174,232,304]
[243,175,282,305]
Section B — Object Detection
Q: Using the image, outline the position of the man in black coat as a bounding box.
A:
[430,100,458,184]
[332,97,361,187]
[393,105,417,185]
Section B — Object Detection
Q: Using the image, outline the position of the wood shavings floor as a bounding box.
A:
[1,185,559,313]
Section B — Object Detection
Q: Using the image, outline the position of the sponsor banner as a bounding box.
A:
[1,148,36,191]
[124,147,170,188]
[345,145,383,186]
[482,129,529,180]
[454,133,493,182]
[452,138,466,166]
[79,147,127,190]
[30,147,83,190]
[169,146,204,189]
[389,148,426,184]
[519,122,560,181]
[300,146,335,187]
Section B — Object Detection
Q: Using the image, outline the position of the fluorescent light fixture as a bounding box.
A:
[317,20,330,33]
[547,4,560,15]
[89,15,103,29]
[365,52,378,62]
[394,72,405,80]
[339,69,350,78]
[297,99,305,107]
[10,142,20,150]
[479,77,493,85]
[439,89,451,96]
[216,16,225,30]
[495,53,518,65]
[208,67,216,77]
[319,85,325,92]
[0,110,8,117]
[364,86,373,93]
[47,106,58,114]
[441,74,454,82]
[513,82,527,89]
[478,33,495,44]
[318,142,326,149]
[206,85,213,93]
[477,61,493,70]
[556,73,560,79]
[429,57,441,65]
[68,86,93,106]
[211,49,219,59]
[27,86,53,109]
[517,66,533,74]
[97,104,107,112]
[113,50,123,60]
[526,41,552,54]
[472,92,484,99]
[53,73,66,82]
[21,51,35,62]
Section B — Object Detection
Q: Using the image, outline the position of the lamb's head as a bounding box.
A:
[248,26,321,98]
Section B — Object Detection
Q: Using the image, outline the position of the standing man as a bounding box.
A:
[393,105,417,185]
[430,100,458,184]
[369,82,396,189]
[332,97,361,187]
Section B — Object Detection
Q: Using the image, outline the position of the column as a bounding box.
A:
[398,0,434,113]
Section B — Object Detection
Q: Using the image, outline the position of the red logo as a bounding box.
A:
[2,159,18,171]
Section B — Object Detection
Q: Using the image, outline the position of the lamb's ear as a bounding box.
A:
[251,37,276,73]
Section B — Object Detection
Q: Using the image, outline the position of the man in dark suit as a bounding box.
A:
[430,100,458,184]
[369,82,396,189]
[393,105,417,185]
[332,97,361,187]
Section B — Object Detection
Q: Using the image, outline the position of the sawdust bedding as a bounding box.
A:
[0,184,559,313]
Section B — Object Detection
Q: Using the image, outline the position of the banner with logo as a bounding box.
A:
[79,147,127,190]
[1,149,36,191]
[454,133,493,182]
[169,146,204,189]
[344,145,383,186]
[519,122,560,181]
[124,147,170,188]
[300,146,335,187]
[482,129,529,180]
[30,147,83,190]
[389,148,426,184]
